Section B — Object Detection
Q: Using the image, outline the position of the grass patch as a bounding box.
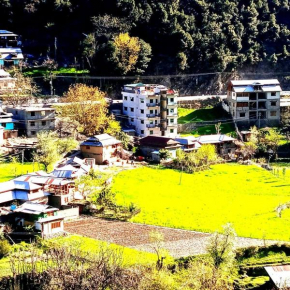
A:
[0,162,44,182]
[23,67,89,77]
[113,164,290,241]
[178,107,236,136]
[178,107,228,124]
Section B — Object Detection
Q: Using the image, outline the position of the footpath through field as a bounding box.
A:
[64,217,285,258]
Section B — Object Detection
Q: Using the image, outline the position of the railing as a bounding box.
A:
[167,102,178,106]
[167,113,178,116]
[146,113,160,118]
[146,124,159,128]
[146,103,160,107]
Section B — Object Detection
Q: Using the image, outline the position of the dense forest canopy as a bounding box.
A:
[1,0,289,75]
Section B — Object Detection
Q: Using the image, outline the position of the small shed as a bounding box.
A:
[265,265,290,289]
[35,216,64,238]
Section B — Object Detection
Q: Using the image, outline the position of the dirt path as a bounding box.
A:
[64,217,286,258]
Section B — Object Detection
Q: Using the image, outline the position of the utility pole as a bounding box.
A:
[21,149,24,174]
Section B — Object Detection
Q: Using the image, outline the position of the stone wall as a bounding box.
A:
[281,106,290,126]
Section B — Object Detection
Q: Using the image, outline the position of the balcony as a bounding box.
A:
[167,113,178,117]
[146,124,159,128]
[167,123,177,127]
[146,113,160,118]
[146,103,160,107]
[167,102,178,106]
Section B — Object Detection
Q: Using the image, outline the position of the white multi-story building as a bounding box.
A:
[227,79,282,127]
[121,83,178,137]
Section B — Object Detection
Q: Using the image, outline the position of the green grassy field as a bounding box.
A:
[178,107,235,136]
[23,67,89,77]
[113,164,290,241]
[0,162,44,182]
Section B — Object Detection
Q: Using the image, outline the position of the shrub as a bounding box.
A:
[0,239,11,258]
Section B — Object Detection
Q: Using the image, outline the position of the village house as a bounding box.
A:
[227,79,282,127]
[175,136,202,152]
[80,134,122,165]
[122,83,178,137]
[6,106,56,137]
[0,69,15,94]
[138,136,182,161]
[0,103,18,139]
[195,134,237,157]
[0,178,49,207]
[12,202,64,238]
[0,30,23,68]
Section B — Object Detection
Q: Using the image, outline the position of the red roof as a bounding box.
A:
[139,136,181,148]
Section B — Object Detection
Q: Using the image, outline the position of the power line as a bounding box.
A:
[31,71,290,80]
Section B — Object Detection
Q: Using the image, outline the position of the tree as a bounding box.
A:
[207,223,236,270]
[34,131,78,172]
[263,128,283,154]
[111,33,141,75]
[56,84,120,136]
[1,70,38,106]
[159,149,171,160]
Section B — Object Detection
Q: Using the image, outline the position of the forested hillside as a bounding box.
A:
[1,0,289,76]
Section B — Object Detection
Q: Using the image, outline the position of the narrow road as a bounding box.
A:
[64,217,285,258]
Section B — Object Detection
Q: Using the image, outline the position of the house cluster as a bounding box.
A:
[0,155,92,238]
[0,30,23,69]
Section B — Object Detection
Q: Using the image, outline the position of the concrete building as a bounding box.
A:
[6,106,55,137]
[122,83,178,137]
[227,79,282,127]
[0,30,23,68]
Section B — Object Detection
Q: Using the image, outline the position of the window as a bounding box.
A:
[141,130,144,134]
[130,108,134,112]
[150,130,153,135]
[271,92,276,97]
[170,129,174,133]
[124,96,128,100]
[41,111,45,116]
[124,106,127,111]
[140,120,144,124]
[86,146,90,149]
[130,97,134,102]
[237,102,248,107]
[15,110,18,115]
[131,118,134,122]
[270,111,277,117]
[150,99,153,103]
[140,109,144,114]
[170,98,174,102]
[240,112,246,118]
[170,118,174,123]
[30,121,35,126]
[271,101,277,106]
[51,221,61,229]
[140,99,144,103]
[42,121,46,126]
[30,111,35,116]
[31,131,36,136]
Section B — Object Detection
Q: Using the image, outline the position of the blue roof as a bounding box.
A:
[0,30,13,34]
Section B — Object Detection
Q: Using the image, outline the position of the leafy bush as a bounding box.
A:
[0,239,11,258]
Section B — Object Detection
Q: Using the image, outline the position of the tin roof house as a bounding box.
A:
[80,134,122,165]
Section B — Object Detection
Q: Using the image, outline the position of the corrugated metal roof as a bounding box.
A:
[233,86,255,93]
[80,134,121,147]
[14,202,58,215]
[265,265,290,288]
[231,79,280,86]
[196,134,236,144]
[262,85,282,92]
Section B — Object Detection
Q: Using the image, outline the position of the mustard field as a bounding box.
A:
[113,164,290,241]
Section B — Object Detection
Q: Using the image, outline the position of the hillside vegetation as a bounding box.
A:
[1,0,289,76]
